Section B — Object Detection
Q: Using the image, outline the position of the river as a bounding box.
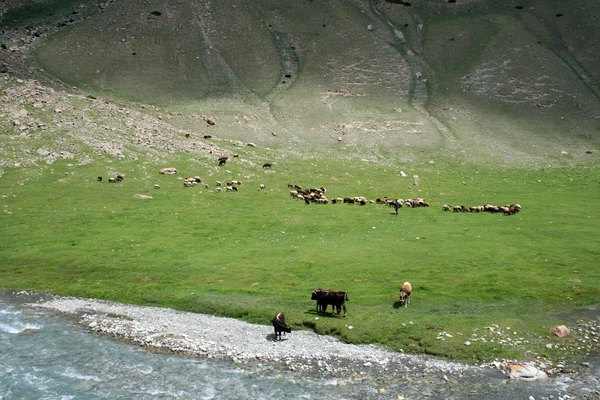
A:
[1,292,597,399]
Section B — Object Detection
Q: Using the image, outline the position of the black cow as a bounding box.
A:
[311,289,348,316]
[272,312,292,340]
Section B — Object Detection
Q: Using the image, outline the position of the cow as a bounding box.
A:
[398,282,412,308]
[311,289,348,316]
[272,312,292,341]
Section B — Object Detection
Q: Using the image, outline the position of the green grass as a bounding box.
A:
[1,157,598,363]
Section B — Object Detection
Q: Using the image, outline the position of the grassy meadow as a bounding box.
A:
[1,0,599,365]
[1,156,598,362]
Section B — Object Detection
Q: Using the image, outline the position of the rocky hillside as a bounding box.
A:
[1,0,599,167]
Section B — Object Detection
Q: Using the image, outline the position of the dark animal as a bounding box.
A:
[218,156,228,166]
[262,163,272,168]
[204,135,213,139]
[97,177,102,182]
[272,312,292,340]
[311,289,348,316]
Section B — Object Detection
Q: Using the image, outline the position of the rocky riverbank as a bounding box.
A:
[11,291,599,399]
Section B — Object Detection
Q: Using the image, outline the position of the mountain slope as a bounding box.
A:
[1,0,599,166]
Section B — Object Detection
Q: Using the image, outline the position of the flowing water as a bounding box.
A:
[1,293,597,400]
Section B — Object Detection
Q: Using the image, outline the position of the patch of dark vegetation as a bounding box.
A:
[515,5,524,10]
[321,326,340,335]
[301,320,317,329]
[556,13,563,17]
[150,11,162,16]
[2,0,86,29]
[448,0,456,3]
[385,0,412,5]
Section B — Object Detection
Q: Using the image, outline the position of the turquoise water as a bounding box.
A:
[0,294,369,399]
[1,293,593,399]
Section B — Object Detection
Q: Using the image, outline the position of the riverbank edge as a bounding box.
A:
[8,290,600,397]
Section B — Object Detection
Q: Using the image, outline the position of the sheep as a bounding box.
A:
[259,184,266,189]
[154,184,160,189]
[442,204,451,211]
[160,167,177,175]
[398,282,412,308]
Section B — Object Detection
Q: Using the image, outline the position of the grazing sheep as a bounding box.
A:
[442,204,451,211]
[263,163,272,169]
[159,167,177,175]
[97,176,102,182]
[259,184,266,189]
[154,184,160,189]
[398,282,412,307]
[214,187,222,192]
[216,181,222,187]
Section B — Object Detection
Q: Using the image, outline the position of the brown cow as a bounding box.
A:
[398,282,412,308]
[272,312,292,341]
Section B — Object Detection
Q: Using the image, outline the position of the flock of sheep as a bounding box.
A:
[443,203,522,215]
[287,183,432,209]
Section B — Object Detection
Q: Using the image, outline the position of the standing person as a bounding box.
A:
[394,199,399,215]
